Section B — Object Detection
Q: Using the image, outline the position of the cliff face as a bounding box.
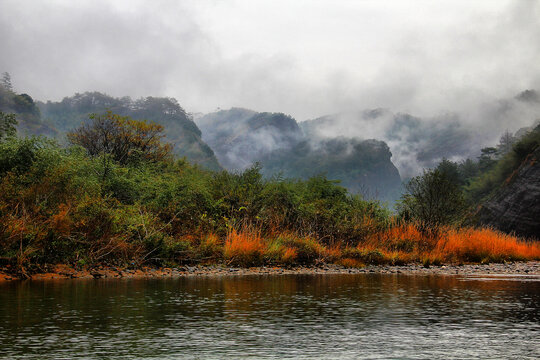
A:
[475,147,540,239]
[260,138,402,203]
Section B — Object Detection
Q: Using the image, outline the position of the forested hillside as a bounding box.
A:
[0,77,222,170]
[301,91,540,180]
[302,110,475,179]
[38,92,222,170]
[260,138,402,202]
[397,121,540,239]
[197,108,402,202]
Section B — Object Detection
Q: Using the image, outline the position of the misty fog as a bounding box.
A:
[1,0,540,178]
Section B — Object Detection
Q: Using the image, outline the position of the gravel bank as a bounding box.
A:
[1,261,539,281]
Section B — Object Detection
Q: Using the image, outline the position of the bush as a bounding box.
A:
[397,168,467,228]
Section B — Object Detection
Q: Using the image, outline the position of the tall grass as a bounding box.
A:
[432,227,540,263]
[207,224,539,267]
[224,229,266,266]
[361,223,540,265]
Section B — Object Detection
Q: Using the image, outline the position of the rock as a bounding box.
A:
[475,147,540,239]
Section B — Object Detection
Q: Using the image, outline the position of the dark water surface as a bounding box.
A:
[0,274,539,359]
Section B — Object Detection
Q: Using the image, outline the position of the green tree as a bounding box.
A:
[0,111,17,141]
[478,147,498,172]
[496,130,516,156]
[67,110,172,165]
[397,167,467,228]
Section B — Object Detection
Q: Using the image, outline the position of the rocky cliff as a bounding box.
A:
[475,147,540,239]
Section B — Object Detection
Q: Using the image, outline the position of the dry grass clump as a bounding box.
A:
[221,224,540,268]
[197,233,223,262]
[432,227,540,263]
[360,223,540,265]
[224,229,266,266]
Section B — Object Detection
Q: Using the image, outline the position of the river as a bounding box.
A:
[1,274,538,359]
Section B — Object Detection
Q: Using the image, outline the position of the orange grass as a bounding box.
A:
[281,247,298,264]
[362,223,540,264]
[222,224,539,267]
[224,229,266,266]
[432,227,540,263]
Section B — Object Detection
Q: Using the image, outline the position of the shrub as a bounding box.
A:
[397,168,467,228]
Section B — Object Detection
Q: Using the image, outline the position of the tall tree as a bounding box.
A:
[67,111,172,165]
[397,168,466,228]
[497,130,516,156]
[0,111,17,140]
[1,72,13,92]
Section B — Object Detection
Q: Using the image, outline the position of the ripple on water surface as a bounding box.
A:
[0,274,539,359]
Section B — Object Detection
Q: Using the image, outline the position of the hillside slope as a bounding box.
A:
[260,138,402,202]
[0,84,57,137]
[197,108,303,170]
[38,92,221,170]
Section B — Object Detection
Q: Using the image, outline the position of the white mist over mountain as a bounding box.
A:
[1,0,539,177]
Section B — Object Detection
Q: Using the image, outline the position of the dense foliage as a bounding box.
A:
[0,111,17,140]
[67,111,172,165]
[0,79,56,137]
[0,113,394,276]
[397,166,466,228]
[260,138,402,203]
[465,124,540,203]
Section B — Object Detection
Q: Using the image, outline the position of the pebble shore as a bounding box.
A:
[1,261,539,281]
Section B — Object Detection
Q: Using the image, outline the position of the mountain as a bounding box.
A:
[301,91,540,179]
[197,107,303,170]
[260,137,402,202]
[196,108,402,202]
[473,125,540,239]
[301,110,474,179]
[37,92,221,170]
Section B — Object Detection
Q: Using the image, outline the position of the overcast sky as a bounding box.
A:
[1,0,539,120]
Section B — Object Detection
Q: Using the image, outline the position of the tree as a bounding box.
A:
[436,158,461,185]
[1,72,13,92]
[497,130,516,156]
[0,111,17,141]
[478,147,498,173]
[67,111,172,165]
[397,167,467,228]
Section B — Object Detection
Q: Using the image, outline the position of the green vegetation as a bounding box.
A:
[397,123,540,230]
[0,111,392,276]
[396,166,466,228]
[0,78,220,170]
[0,75,56,137]
[465,124,540,203]
[260,138,402,203]
[0,112,17,140]
[38,92,222,171]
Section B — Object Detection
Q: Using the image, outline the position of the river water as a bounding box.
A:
[0,274,538,359]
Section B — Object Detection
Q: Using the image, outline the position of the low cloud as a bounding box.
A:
[1,0,539,160]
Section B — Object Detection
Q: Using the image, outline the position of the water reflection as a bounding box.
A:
[0,274,538,359]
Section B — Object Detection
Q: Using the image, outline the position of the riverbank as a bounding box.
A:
[1,261,539,281]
